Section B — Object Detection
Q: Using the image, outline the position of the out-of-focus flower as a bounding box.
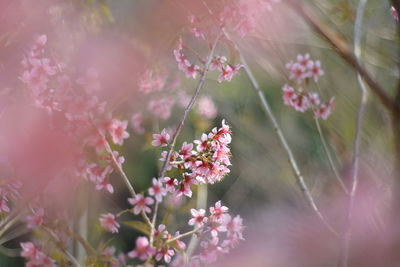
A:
[99,213,120,233]
[128,194,154,215]
[128,237,155,261]
[189,208,208,227]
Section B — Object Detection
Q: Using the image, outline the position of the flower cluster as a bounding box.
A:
[152,120,232,198]
[282,54,335,120]
[219,0,280,37]
[170,201,244,265]
[100,213,120,233]
[174,36,242,83]
[286,53,324,83]
[20,242,57,267]
[21,35,131,195]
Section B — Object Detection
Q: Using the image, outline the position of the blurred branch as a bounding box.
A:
[312,110,348,193]
[285,0,394,113]
[236,50,338,236]
[339,0,369,266]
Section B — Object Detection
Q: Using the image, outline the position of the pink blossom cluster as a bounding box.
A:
[99,213,120,233]
[21,35,131,195]
[0,179,22,213]
[173,40,201,79]
[219,0,280,37]
[154,120,232,192]
[169,201,244,266]
[286,53,324,83]
[282,54,335,120]
[174,38,242,83]
[20,242,57,267]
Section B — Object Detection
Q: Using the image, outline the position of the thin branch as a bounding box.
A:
[238,52,338,235]
[313,109,348,193]
[158,31,222,180]
[186,184,208,261]
[44,227,83,267]
[339,0,369,266]
[150,31,222,246]
[165,227,203,244]
[286,0,394,112]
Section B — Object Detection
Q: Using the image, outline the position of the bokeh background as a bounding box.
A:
[0,0,398,266]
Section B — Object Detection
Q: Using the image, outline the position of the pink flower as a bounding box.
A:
[296,53,313,69]
[289,63,307,83]
[27,208,45,229]
[109,119,130,146]
[95,177,114,194]
[152,129,170,147]
[100,213,120,233]
[128,194,154,215]
[131,112,145,134]
[138,70,165,94]
[148,178,167,202]
[210,56,227,71]
[210,201,229,221]
[188,208,208,227]
[223,214,244,241]
[156,247,175,263]
[282,84,296,105]
[218,64,242,82]
[197,96,218,119]
[308,60,324,82]
[148,97,175,120]
[184,64,201,79]
[20,242,40,259]
[179,142,193,160]
[315,97,335,120]
[176,183,193,198]
[128,236,155,261]
[163,177,178,192]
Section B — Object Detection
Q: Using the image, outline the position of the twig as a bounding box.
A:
[186,184,208,261]
[239,52,338,236]
[313,108,348,193]
[150,31,222,246]
[339,0,369,266]
[44,227,83,267]
[166,227,203,244]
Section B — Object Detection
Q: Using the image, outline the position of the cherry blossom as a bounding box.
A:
[109,119,130,146]
[128,236,155,261]
[218,64,242,83]
[128,194,154,215]
[148,178,167,202]
[163,177,178,192]
[20,242,57,267]
[152,129,170,147]
[99,213,120,233]
[27,208,45,229]
[131,112,145,134]
[148,97,175,120]
[197,96,218,119]
[188,208,208,227]
[209,201,229,221]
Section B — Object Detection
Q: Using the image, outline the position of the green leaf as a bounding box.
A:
[123,220,151,235]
